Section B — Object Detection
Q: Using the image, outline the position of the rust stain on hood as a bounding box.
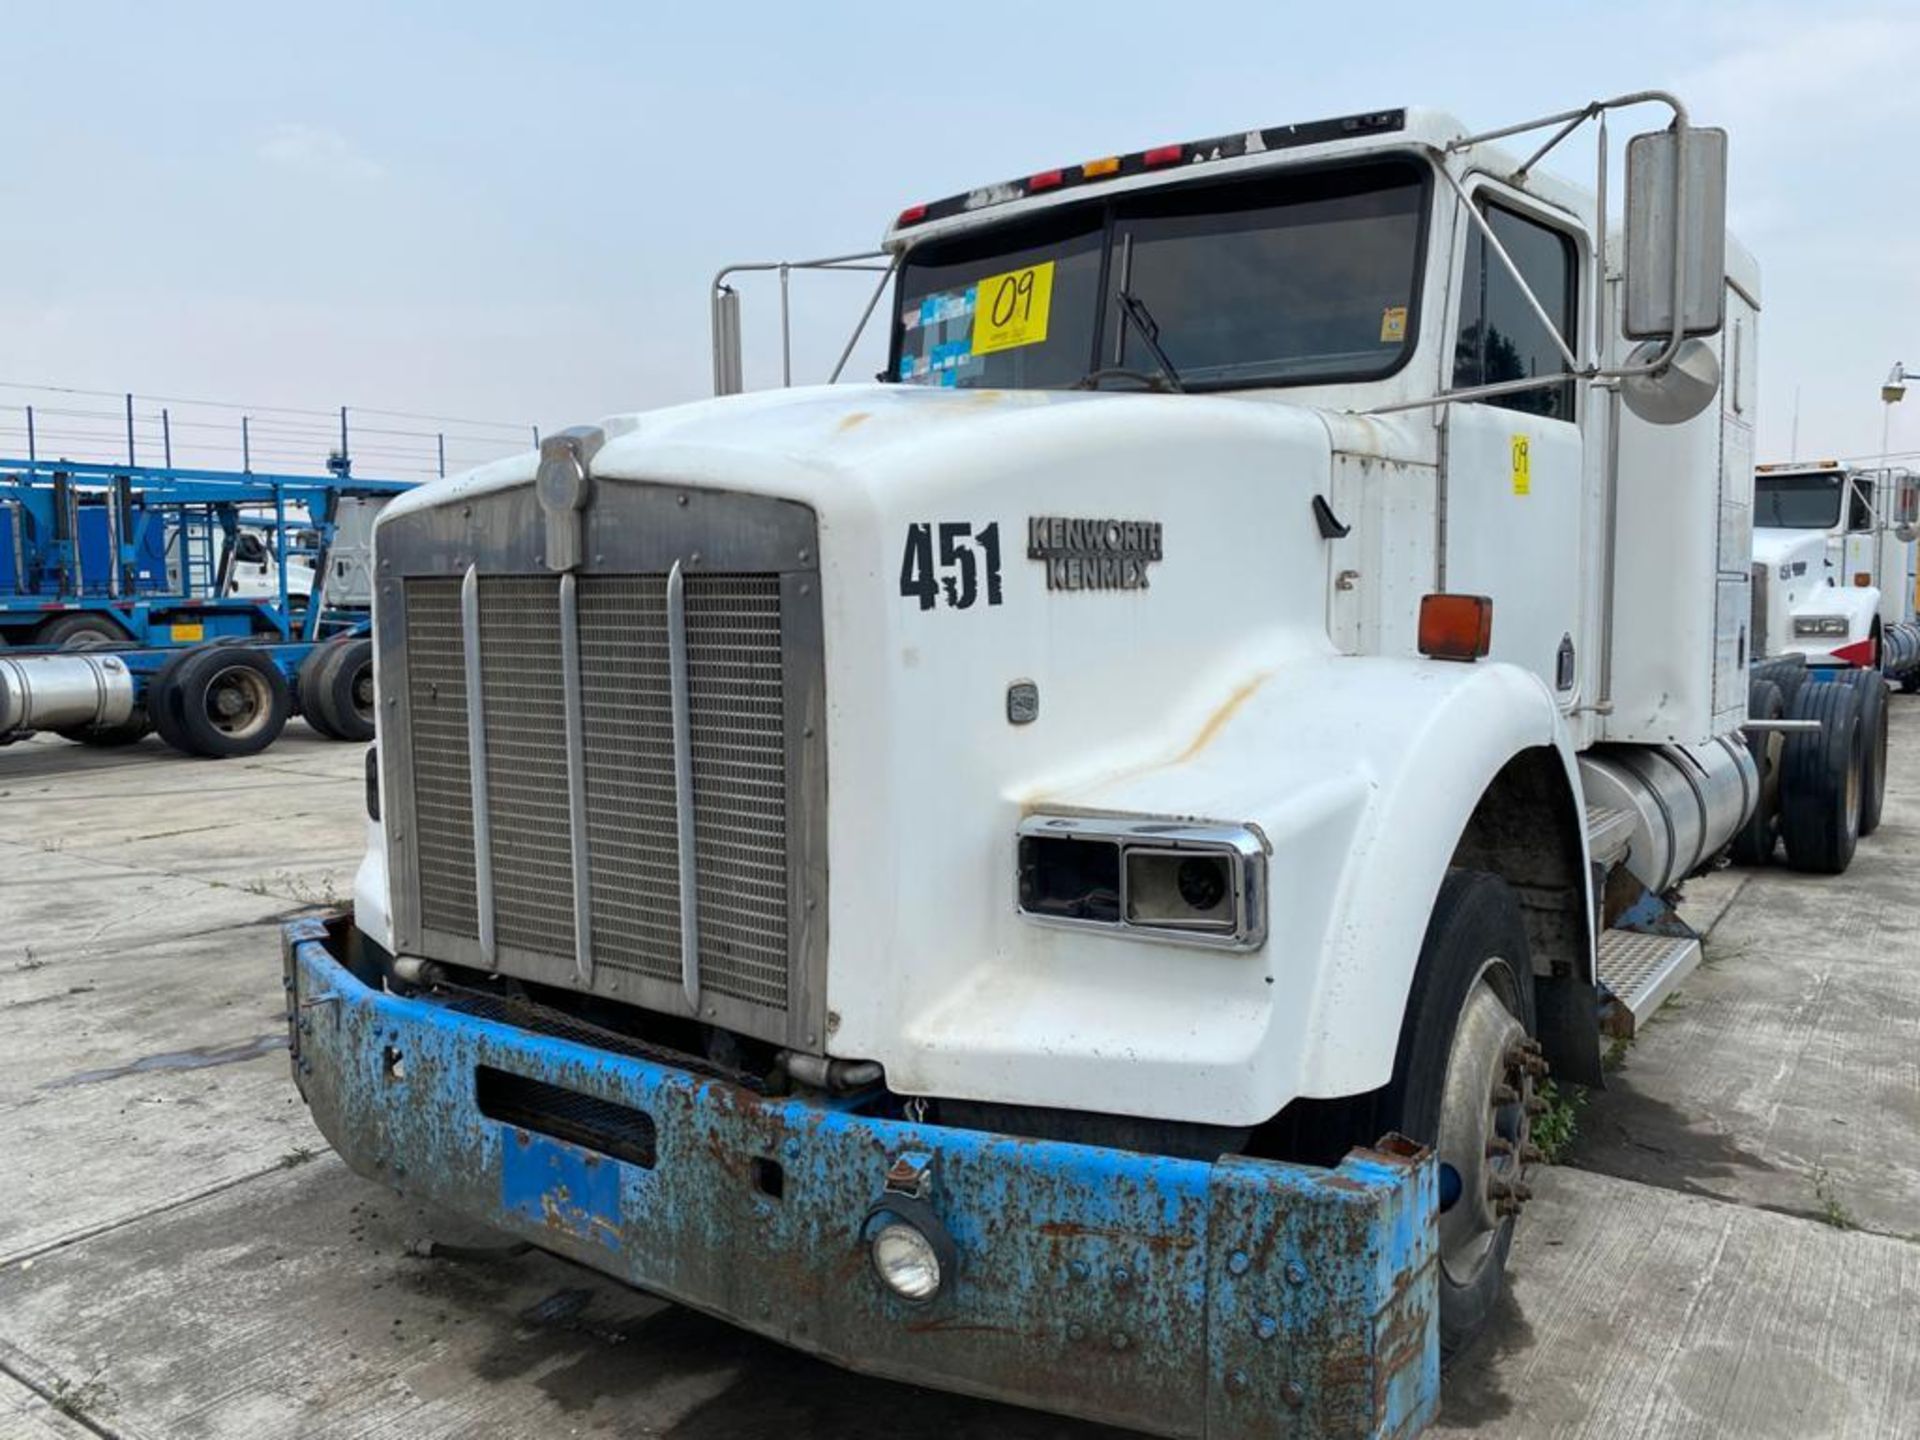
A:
[1171,670,1272,765]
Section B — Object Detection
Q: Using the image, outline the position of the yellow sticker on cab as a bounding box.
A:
[1510,435,1531,496]
[1380,305,1407,343]
[171,622,205,642]
[970,261,1054,356]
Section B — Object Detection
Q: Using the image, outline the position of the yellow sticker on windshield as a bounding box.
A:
[1380,305,1407,343]
[970,261,1054,356]
[1511,435,1531,496]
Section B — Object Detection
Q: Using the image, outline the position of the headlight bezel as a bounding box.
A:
[1792,614,1851,638]
[1015,814,1268,951]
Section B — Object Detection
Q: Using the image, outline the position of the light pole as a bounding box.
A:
[1883,362,1909,478]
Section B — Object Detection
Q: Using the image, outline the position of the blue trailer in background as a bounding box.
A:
[0,457,415,757]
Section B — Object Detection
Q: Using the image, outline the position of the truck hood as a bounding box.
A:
[374,382,1443,1125]
[1752,527,1830,575]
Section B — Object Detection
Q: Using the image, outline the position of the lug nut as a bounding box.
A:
[1492,1083,1520,1105]
[1520,1142,1545,1164]
[1486,1137,1514,1158]
[1526,1097,1550,1116]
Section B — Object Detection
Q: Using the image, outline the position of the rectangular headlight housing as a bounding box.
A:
[1016,815,1266,950]
[1793,615,1850,637]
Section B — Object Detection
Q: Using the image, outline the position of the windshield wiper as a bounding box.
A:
[1112,289,1185,392]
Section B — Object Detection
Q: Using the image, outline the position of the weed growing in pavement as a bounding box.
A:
[1811,1166,1857,1231]
[1529,1078,1586,1163]
[47,1370,109,1420]
[279,1145,317,1169]
[16,947,46,971]
[1602,1034,1633,1072]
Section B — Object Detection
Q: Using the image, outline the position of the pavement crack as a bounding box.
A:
[0,1155,336,1272]
[1560,1158,1920,1248]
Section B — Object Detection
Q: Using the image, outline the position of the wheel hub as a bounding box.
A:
[1435,975,1546,1288]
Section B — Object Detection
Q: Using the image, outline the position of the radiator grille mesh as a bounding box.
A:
[402,571,792,1013]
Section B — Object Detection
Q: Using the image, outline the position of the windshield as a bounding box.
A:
[1755,473,1844,530]
[892,159,1428,392]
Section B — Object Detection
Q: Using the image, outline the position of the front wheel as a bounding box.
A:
[1378,869,1542,1357]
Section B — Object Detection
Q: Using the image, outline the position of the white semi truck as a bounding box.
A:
[1751,460,1920,675]
[284,94,1874,1437]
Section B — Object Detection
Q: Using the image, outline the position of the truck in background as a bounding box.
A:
[1734,461,1917,868]
[0,460,408,755]
[284,94,1873,1437]
[1751,460,1920,678]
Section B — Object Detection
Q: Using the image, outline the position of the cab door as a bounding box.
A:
[1440,195,1587,707]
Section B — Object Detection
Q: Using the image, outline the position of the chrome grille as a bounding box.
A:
[477,578,575,959]
[405,578,477,938]
[400,570,794,1014]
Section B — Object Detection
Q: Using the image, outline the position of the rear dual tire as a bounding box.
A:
[1779,680,1865,874]
[297,638,375,742]
[150,646,291,758]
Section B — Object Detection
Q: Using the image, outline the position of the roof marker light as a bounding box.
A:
[1027,168,1064,191]
[1082,156,1121,178]
[1142,144,1184,167]
[896,203,928,226]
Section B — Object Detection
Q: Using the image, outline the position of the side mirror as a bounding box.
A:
[1896,524,1918,545]
[1622,126,1729,340]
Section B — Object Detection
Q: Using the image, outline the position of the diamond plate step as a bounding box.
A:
[1596,927,1701,1034]
[1585,803,1637,869]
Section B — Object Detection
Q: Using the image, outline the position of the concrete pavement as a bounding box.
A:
[3,711,1917,1438]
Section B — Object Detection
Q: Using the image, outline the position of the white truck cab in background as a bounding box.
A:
[1751,460,1920,679]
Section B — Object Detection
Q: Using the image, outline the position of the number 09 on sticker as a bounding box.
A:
[971,262,1054,356]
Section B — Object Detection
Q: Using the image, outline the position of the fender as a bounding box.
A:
[1055,651,1593,1107]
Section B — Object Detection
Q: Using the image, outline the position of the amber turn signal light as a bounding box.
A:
[1419,594,1493,662]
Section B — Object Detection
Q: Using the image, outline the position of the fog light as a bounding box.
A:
[871,1220,942,1301]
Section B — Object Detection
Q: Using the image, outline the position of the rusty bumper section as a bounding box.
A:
[284,914,1439,1439]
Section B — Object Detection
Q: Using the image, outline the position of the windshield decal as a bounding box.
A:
[899,287,983,385]
[970,262,1055,356]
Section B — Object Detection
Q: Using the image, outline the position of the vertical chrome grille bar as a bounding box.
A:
[459,563,496,967]
[666,559,701,1011]
[558,571,594,985]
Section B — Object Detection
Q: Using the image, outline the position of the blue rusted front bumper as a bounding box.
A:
[284,914,1438,1439]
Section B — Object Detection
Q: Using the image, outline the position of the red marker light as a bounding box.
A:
[1027,168,1064,191]
[896,203,929,226]
[1418,594,1494,662]
[1142,144,1184,167]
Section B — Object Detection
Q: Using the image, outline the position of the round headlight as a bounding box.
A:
[870,1220,942,1301]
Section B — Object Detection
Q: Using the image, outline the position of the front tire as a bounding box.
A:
[1378,869,1541,1358]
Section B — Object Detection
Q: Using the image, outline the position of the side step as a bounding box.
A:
[1596,927,1702,1035]
[1585,804,1638,870]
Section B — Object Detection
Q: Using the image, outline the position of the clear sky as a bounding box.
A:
[5,1,1916,475]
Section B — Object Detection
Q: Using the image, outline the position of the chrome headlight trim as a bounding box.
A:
[1792,614,1850,638]
[1015,813,1269,952]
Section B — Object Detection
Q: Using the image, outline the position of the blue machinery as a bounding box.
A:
[285,913,1440,1438]
[0,458,414,755]
[0,457,412,648]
